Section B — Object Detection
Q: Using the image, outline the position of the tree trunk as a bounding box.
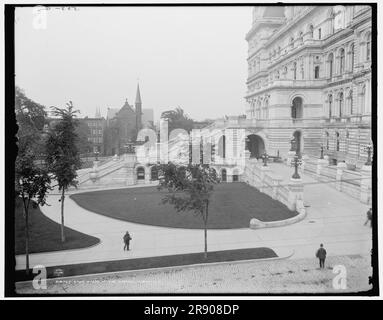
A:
[203,201,209,259]
[60,188,66,243]
[204,223,207,259]
[23,199,30,275]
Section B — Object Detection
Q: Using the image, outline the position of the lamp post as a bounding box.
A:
[262,152,269,167]
[320,145,324,159]
[364,143,373,166]
[290,137,296,152]
[292,153,301,179]
[94,150,99,161]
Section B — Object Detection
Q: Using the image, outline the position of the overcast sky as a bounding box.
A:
[15,6,252,121]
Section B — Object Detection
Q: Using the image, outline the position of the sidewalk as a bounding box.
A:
[15,164,372,271]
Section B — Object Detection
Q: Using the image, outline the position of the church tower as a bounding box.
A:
[135,83,142,133]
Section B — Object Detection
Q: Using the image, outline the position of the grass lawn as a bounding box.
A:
[15,247,277,281]
[15,197,100,255]
[70,182,297,229]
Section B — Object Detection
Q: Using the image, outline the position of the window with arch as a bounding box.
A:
[328,94,333,118]
[293,62,297,80]
[366,32,371,61]
[218,135,226,158]
[318,28,322,39]
[349,90,354,114]
[137,167,145,180]
[314,66,320,79]
[264,99,269,119]
[338,92,344,117]
[328,53,334,78]
[291,97,303,119]
[326,131,330,150]
[335,132,340,151]
[309,24,314,38]
[339,48,345,74]
[350,43,355,70]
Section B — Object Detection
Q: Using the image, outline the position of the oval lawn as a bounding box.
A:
[70,182,298,229]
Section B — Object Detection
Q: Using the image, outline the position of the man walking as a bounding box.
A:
[364,208,372,227]
[123,231,132,251]
[316,244,327,269]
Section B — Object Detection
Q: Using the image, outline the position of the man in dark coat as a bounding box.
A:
[316,244,327,269]
[364,208,372,227]
[123,231,132,251]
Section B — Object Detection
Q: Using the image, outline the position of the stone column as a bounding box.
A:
[272,175,283,200]
[145,166,151,184]
[288,178,304,211]
[123,154,137,186]
[336,162,347,191]
[360,165,372,204]
[89,160,100,184]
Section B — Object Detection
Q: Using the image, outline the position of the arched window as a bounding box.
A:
[326,131,330,150]
[366,33,371,61]
[309,24,314,38]
[264,99,269,119]
[293,62,297,80]
[218,135,226,158]
[314,66,320,79]
[328,94,333,118]
[137,167,145,180]
[350,43,355,70]
[291,97,303,119]
[328,53,334,78]
[336,132,340,151]
[349,90,354,114]
[339,92,344,117]
[339,48,345,74]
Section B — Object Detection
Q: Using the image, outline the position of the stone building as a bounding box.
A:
[104,84,144,155]
[244,5,372,168]
[81,112,106,154]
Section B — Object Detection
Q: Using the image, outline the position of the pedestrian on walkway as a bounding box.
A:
[123,231,132,251]
[364,208,372,227]
[316,244,327,269]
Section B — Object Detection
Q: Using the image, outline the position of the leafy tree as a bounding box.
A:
[15,87,52,274]
[46,101,81,242]
[161,107,194,135]
[15,86,47,155]
[158,163,219,259]
[15,150,52,275]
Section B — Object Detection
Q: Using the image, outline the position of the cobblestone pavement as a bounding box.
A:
[16,255,372,294]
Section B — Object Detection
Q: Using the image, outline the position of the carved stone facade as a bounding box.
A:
[245,5,372,168]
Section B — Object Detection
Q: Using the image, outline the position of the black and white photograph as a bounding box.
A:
[2,1,378,299]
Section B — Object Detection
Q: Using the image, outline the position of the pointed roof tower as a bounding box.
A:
[135,83,142,105]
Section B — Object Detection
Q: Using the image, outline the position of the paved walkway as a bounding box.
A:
[15,164,372,271]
